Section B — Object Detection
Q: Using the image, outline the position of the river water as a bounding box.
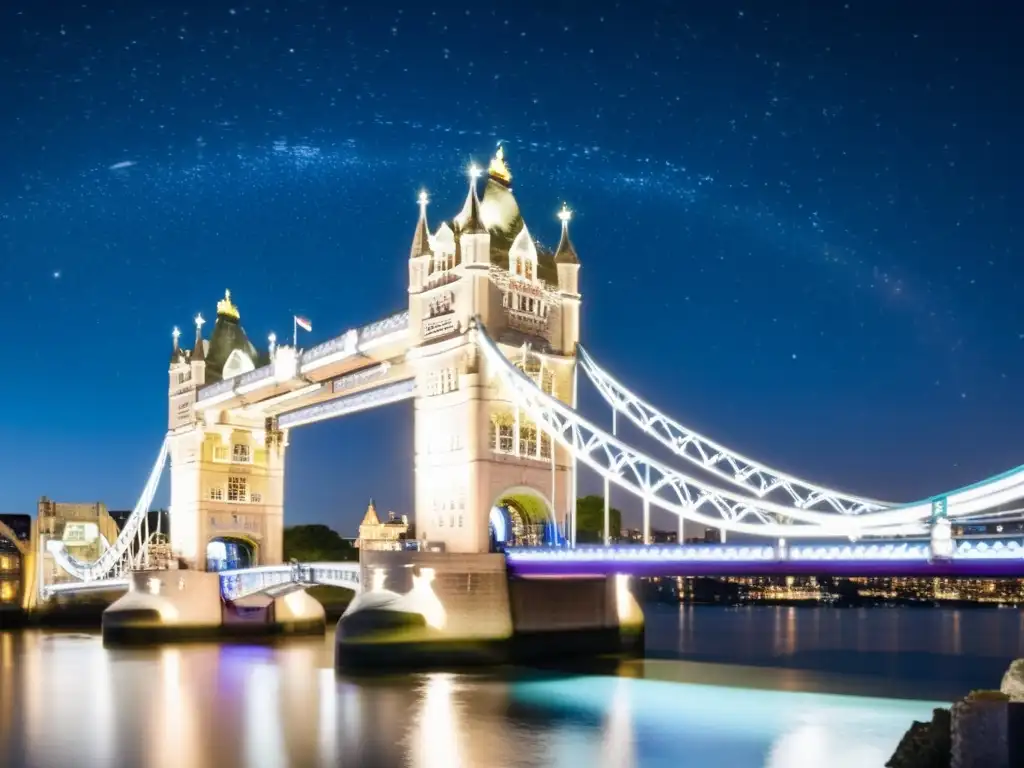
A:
[2,605,1022,768]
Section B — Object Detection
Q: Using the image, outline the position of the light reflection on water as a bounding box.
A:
[6,605,1019,768]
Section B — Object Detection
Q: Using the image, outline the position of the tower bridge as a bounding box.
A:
[14,146,1024,655]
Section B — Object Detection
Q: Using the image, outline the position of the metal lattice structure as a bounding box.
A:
[474,321,1024,538]
[577,344,893,515]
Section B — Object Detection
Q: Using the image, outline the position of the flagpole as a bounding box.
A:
[293,316,297,349]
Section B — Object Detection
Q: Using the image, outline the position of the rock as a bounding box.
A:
[887,708,951,768]
[952,691,1009,768]
[1007,702,1024,768]
[1001,659,1024,702]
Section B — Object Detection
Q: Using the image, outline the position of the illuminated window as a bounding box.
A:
[210,487,224,501]
[524,261,533,280]
[519,425,537,457]
[515,359,555,395]
[228,476,247,503]
[250,491,262,504]
[493,422,514,453]
[232,444,251,463]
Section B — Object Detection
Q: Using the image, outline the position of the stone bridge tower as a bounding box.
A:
[407,147,582,554]
[166,292,286,570]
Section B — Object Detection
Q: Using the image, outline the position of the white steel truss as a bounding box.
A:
[46,439,169,582]
[576,344,892,516]
[475,321,1024,537]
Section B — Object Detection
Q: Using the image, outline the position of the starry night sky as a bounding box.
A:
[1,1,1022,534]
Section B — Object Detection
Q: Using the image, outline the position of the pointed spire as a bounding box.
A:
[361,499,380,527]
[410,190,432,259]
[460,163,487,234]
[170,326,182,363]
[554,204,579,264]
[192,313,206,361]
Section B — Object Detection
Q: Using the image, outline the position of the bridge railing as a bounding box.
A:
[506,537,1024,565]
[219,562,361,601]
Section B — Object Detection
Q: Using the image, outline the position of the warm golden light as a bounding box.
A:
[558,204,572,224]
[488,144,511,183]
[216,289,240,319]
[411,567,447,630]
[371,567,387,592]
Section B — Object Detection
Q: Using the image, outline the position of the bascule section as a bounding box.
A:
[407,146,582,554]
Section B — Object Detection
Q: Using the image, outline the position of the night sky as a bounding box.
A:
[1,1,1022,534]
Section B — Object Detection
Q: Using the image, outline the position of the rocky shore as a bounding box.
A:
[887,659,1024,768]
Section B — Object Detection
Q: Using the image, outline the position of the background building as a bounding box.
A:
[37,497,121,586]
[356,500,411,551]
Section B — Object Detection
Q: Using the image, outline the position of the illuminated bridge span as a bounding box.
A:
[28,145,1024,603]
[506,539,1024,579]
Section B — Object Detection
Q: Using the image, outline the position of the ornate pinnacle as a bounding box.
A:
[217,289,240,320]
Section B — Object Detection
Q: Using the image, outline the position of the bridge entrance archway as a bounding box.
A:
[206,535,258,572]
[489,487,560,552]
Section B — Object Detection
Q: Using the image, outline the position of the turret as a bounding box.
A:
[168,324,198,431]
[168,326,189,391]
[555,205,581,354]
[457,164,490,268]
[190,313,207,387]
[555,204,580,295]
[408,190,432,293]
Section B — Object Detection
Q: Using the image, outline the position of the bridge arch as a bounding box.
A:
[0,520,30,557]
[205,533,259,572]
[489,485,560,551]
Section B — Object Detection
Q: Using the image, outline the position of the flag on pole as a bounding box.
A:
[294,316,312,332]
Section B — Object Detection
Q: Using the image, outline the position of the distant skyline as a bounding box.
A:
[1,1,1022,534]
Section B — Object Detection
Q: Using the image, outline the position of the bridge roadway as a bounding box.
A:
[505,538,1024,579]
[41,537,1024,601]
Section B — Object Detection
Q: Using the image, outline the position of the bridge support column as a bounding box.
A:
[604,407,617,546]
[642,465,651,545]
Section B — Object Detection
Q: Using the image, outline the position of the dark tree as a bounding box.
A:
[575,495,622,543]
[283,524,358,562]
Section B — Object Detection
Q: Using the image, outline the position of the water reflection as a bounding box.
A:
[4,607,1018,768]
[411,674,463,768]
[655,604,1024,700]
